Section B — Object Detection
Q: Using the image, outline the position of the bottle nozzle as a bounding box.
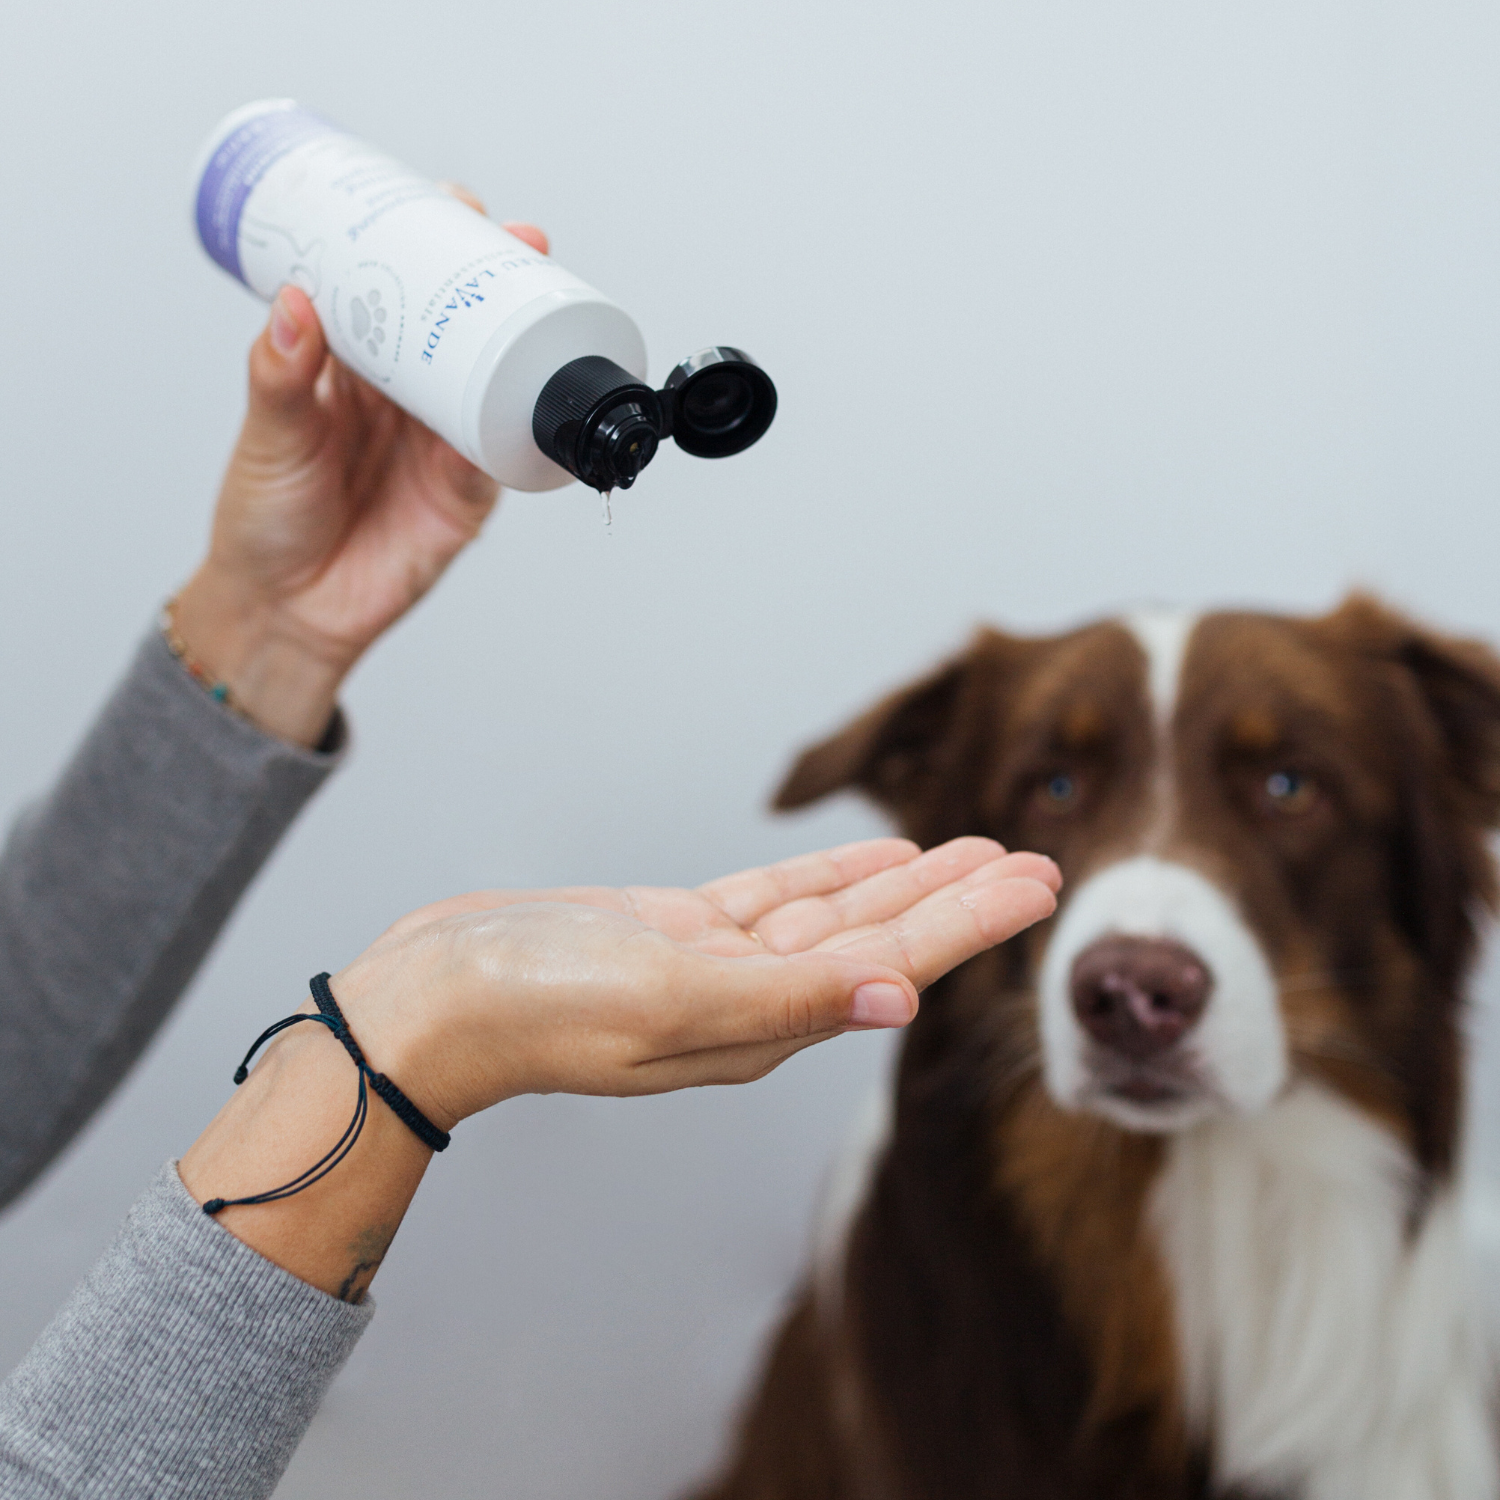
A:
[586,400,660,490]
[531,356,662,493]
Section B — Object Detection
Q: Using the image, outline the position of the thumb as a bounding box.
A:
[624,950,918,1094]
[678,950,919,1050]
[782,951,919,1033]
[242,286,328,452]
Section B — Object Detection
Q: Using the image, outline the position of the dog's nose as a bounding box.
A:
[1069,936,1211,1059]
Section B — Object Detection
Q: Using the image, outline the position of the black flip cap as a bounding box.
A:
[662,347,777,458]
[532,356,664,492]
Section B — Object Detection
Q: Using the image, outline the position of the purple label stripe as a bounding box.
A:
[195,105,338,284]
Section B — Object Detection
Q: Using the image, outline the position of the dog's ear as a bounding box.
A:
[1319,593,1500,991]
[773,658,969,812]
[773,632,1007,841]
[1316,592,1500,1173]
[1393,626,1500,831]
[1323,592,1500,829]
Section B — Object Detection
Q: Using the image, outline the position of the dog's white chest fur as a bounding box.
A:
[1151,1083,1499,1500]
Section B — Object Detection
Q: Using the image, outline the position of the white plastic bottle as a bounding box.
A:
[193,100,775,492]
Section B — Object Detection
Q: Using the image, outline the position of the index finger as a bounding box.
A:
[434,181,550,255]
[752,836,1006,953]
[814,855,1060,990]
[437,179,486,214]
[501,221,549,255]
[698,838,922,927]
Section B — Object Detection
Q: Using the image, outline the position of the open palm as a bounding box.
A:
[343,836,1060,1121]
[388,834,1059,987]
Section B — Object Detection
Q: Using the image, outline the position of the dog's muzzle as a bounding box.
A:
[1038,856,1286,1132]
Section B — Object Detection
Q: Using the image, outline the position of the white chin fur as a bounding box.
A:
[1153,1083,1500,1500]
[1037,855,1286,1128]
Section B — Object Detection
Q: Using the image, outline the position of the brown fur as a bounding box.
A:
[995,1090,1179,1457]
[690,594,1500,1500]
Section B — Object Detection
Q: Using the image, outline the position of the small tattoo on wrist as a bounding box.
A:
[337,1223,396,1304]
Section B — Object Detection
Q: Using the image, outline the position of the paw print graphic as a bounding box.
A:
[348,288,388,357]
[339,267,402,382]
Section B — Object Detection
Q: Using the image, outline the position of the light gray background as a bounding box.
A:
[2,1,1500,1495]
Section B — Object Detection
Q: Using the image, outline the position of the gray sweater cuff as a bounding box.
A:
[0,1162,372,1499]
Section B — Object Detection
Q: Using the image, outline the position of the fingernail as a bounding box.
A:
[269,292,300,354]
[849,982,914,1029]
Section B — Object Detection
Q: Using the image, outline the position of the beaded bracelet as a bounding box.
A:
[160,596,244,717]
[202,972,450,1217]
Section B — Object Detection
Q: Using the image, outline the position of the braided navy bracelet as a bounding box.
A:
[202,972,450,1217]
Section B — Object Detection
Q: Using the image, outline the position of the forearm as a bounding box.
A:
[0,630,343,1208]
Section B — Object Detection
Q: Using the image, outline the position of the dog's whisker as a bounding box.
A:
[987,1046,1044,1105]
[985,988,1041,1006]
[1283,1029,1400,1082]
[1277,969,1381,995]
[991,1051,1043,1091]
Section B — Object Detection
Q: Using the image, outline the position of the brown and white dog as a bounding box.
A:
[694,595,1500,1500]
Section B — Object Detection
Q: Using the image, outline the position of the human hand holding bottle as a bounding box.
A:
[179,836,1061,1303]
[171,189,547,747]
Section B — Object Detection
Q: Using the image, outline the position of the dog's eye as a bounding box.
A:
[1043,773,1077,806]
[1030,766,1086,818]
[1263,769,1315,814]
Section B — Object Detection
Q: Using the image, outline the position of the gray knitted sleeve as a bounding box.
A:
[0,1162,372,1499]
[0,628,344,1207]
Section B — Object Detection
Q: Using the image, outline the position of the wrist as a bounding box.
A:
[327,954,470,1135]
[179,1018,431,1301]
[171,564,349,747]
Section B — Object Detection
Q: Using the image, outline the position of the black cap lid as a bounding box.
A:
[662,347,777,459]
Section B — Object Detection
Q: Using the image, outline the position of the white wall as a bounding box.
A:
[3,1,1500,1494]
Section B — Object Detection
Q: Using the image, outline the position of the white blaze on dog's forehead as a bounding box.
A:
[1124,609,1201,721]
[1036,856,1285,1128]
